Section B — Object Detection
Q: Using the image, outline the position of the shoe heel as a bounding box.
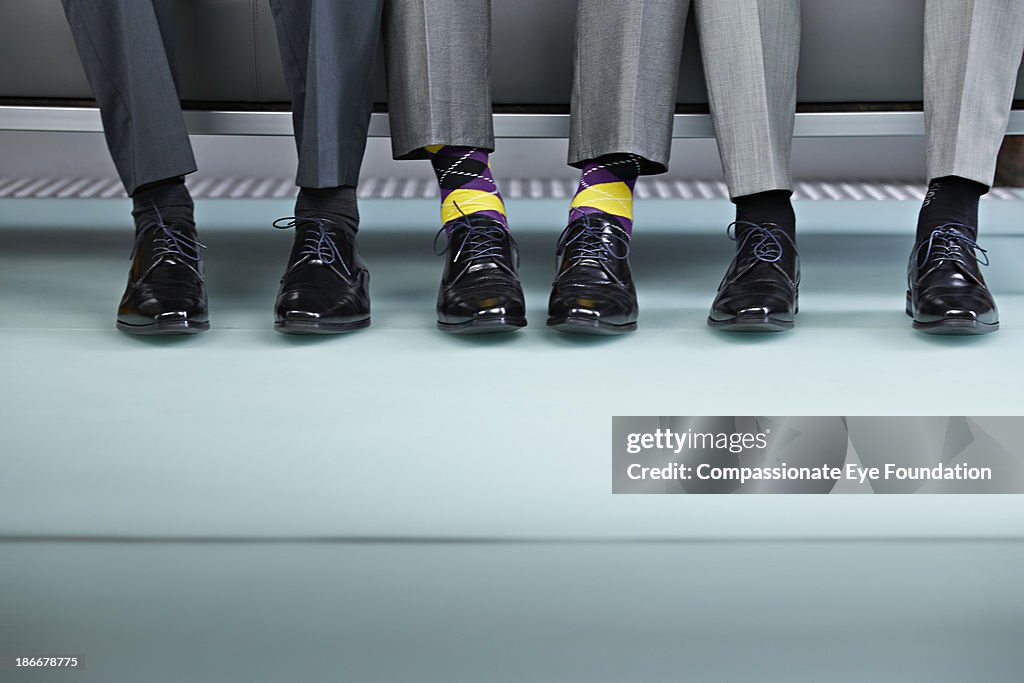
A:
[905,291,913,317]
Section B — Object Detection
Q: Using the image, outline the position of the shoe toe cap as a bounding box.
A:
[438,284,526,324]
[275,287,370,324]
[120,286,208,324]
[914,291,998,325]
[710,292,795,322]
[548,289,637,326]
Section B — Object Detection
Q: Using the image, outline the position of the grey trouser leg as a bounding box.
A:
[925,0,1024,187]
[268,0,384,188]
[569,0,690,176]
[382,0,494,160]
[568,0,799,198]
[61,0,196,195]
[697,0,799,197]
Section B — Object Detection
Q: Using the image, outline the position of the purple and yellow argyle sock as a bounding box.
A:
[569,154,643,236]
[425,145,507,234]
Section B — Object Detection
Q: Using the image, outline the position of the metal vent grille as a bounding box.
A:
[1,176,1022,201]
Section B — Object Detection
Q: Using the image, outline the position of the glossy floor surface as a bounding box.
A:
[2,198,1023,681]
[1,198,1023,537]
[4,540,1024,682]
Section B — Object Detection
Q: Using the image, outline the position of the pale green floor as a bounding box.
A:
[3,541,1023,682]
[1,199,1023,681]
[2,198,1024,535]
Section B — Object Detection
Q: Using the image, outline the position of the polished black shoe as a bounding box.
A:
[906,223,998,335]
[434,215,526,334]
[708,222,799,332]
[116,210,208,335]
[273,216,370,334]
[547,212,637,335]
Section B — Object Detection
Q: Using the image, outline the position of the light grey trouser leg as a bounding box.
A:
[60,0,196,195]
[696,0,799,197]
[383,0,494,160]
[568,0,799,197]
[925,0,1024,187]
[268,0,384,188]
[569,0,690,176]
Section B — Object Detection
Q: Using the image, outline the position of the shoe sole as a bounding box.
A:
[116,319,209,336]
[437,317,527,335]
[707,315,794,333]
[274,318,371,335]
[912,319,999,335]
[547,316,637,336]
[905,293,998,336]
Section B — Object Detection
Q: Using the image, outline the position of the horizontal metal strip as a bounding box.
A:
[2,176,1023,201]
[4,106,1024,138]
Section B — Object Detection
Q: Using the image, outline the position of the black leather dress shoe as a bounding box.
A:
[434,216,526,334]
[907,223,998,335]
[547,212,637,335]
[708,222,799,332]
[116,213,208,335]
[273,216,370,334]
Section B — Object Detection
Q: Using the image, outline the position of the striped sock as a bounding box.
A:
[570,154,643,235]
[425,145,508,233]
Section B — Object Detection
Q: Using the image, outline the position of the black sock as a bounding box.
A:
[916,175,987,242]
[130,176,194,232]
[733,190,795,238]
[296,186,359,231]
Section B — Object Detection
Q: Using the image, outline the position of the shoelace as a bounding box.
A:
[433,215,510,263]
[727,221,797,263]
[132,205,206,264]
[557,213,630,267]
[273,216,352,277]
[913,223,990,270]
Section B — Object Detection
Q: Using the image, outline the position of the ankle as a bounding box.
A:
[296,186,359,231]
[733,190,795,236]
[570,155,641,237]
[916,175,987,242]
[131,177,193,229]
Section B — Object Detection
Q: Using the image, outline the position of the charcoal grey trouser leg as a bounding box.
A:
[268,0,385,188]
[61,0,196,195]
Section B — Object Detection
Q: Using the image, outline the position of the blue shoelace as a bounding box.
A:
[556,213,630,267]
[132,204,206,264]
[913,223,989,269]
[433,207,511,264]
[273,216,352,277]
[727,221,797,263]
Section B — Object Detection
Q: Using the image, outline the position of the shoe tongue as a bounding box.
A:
[563,261,613,285]
[134,218,198,245]
[937,222,977,238]
[144,256,200,285]
[466,261,499,274]
[296,210,357,234]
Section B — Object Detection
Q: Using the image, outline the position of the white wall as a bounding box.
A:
[0,131,930,184]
